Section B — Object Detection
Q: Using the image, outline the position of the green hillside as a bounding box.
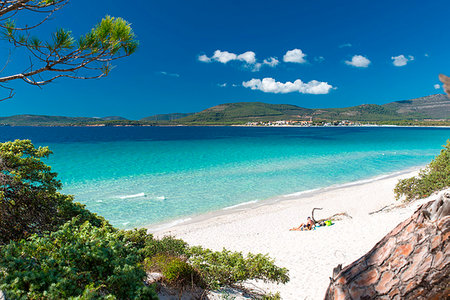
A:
[100,116,129,121]
[312,104,420,121]
[141,112,194,121]
[177,94,449,124]
[0,94,448,126]
[0,115,129,126]
[383,94,450,119]
[178,102,313,124]
[0,115,98,126]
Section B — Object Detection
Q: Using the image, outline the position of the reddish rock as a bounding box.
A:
[432,251,444,269]
[354,268,379,286]
[369,237,395,266]
[388,287,400,298]
[431,235,441,250]
[393,243,413,258]
[389,255,407,269]
[325,191,450,300]
[376,271,398,294]
[333,287,346,300]
[416,255,433,275]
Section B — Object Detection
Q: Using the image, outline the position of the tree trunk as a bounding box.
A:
[325,191,450,300]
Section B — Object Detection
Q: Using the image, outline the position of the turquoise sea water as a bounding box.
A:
[0,126,449,228]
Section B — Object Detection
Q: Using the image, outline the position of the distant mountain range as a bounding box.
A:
[176,94,449,124]
[0,115,128,126]
[140,113,194,121]
[0,94,448,126]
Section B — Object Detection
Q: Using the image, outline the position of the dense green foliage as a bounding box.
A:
[118,228,189,261]
[146,254,202,287]
[0,140,105,244]
[0,219,158,299]
[0,140,290,298]
[187,247,289,290]
[395,140,450,201]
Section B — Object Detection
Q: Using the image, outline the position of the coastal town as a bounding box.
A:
[245,119,364,127]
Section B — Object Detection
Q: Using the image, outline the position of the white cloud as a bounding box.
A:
[345,55,371,68]
[158,71,180,77]
[314,56,325,62]
[434,84,441,89]
[242,77,334,94]
[391,55,414,67]
[198,54,211,63]
[339,43,352,48]
[263,57,279,67]
[251,63,262,72]
[251,57,279,72]
[212,50,237,63]
[425,53,429,57]
[237,51,256,64]
[217,83,227,87]
[283,49,307,63]
[197,50,280,71]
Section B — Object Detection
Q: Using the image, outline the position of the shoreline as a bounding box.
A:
[149,165,436,299]
[2,124,450,128]
[145,165,423,233]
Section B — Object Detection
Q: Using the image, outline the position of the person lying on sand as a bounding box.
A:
[290,216,315,231]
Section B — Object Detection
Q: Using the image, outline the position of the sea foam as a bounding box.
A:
[118,192,146,199]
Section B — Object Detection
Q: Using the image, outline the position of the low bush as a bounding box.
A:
[0,218,157,299]
[395,140,450,201]
[187,246,289,290]
[145,254,202,287]
[119,228,188,261]
[262,292,282,300]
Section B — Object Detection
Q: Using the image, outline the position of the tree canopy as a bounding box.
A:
[0,139,105,244]
[0,0,138,100]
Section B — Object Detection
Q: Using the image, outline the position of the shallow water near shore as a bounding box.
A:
[1,126,449,228]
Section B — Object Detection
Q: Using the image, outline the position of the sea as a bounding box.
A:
[0,126,449,229]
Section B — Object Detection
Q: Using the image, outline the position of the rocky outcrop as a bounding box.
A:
[325,191,450,300]
[439,74,450,96]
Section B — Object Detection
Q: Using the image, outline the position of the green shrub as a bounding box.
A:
[0,139,106,244]
[187,246,289,289]
[262,292,282,300]
[0,218,157,299]
[119,228,188,261]
[145,254,202,287]
[395,140,450,201]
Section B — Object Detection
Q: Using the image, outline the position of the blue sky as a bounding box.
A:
[0,0,449,119]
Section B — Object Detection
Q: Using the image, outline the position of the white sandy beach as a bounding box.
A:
[151,169,437,299]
